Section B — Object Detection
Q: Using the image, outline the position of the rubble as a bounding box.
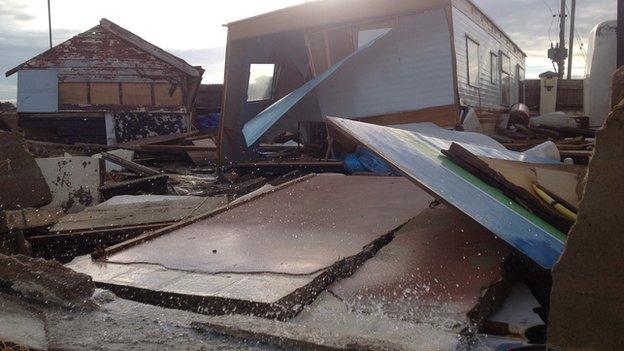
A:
[0,132,52,211]
[0,254,94,307]
[0,1,619,349]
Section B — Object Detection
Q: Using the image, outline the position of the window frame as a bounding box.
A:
[499,52,511,106]
[490,52,498,85]
[246,63,277,103]
[466,36,480,88]
[517,64,525,81]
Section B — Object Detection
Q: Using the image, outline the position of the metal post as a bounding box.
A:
[567,0,576,79]
[618,0,624,68]
[558,0,567,78]
[47,0,52,48]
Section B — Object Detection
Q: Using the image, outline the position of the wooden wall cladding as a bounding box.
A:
[91,82,121,105]
[122,83,152,106]
[59,83,88,105]
[154,84,183,106]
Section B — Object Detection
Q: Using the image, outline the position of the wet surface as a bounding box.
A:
[105,174,433,275]
[329,207,512,330]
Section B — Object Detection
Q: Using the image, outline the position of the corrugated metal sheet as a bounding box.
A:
[327,116,566,269]
[317,9,455,119]
[452,7,525,109]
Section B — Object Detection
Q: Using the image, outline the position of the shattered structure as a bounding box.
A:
[1,1,621,350]
[219,0,526,162]
[5,19,204,144]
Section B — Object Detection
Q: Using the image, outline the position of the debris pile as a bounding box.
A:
[0,2,621,350]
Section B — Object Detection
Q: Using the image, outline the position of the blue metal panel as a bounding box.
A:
[17,69,58,113]
[327,117,565,269]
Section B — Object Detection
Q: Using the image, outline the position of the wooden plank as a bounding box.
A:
[121,83,152,106]
[0,208,63,231]
[153,83,183,106]
[51,196,227,233]
[118,130,199,147]
[357,104,457,127]
[127,144,217,154]
[99,175,169,200]
[58,83,89,105]
[100,152,159,176]
[90,82,120,105]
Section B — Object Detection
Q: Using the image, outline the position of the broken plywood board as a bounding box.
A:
[36,156,104,213]
[534,167,584,210]
[326,117,566,269]
[51,195,227,233]
[476,156,585,210]
[442,143,577,232]
[69,174,433,318]
[0,132,51,211]
[327,207,511,333]
[1,207,63,231]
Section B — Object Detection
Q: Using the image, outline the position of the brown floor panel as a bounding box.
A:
[105,174,433,275]
[329,206,512,330]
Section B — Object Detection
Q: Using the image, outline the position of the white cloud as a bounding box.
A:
[0,0,617,101]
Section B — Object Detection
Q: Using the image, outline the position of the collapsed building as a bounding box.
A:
[5,19,204,145]
[218,0,526,163]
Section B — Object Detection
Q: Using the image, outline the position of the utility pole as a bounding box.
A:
[567,0,576,79]
[618,0,624,68]
[558,0,567,78]
[47,0,52,49]
[548,0,568,78]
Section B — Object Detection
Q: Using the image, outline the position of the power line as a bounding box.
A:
[541,0,556,14]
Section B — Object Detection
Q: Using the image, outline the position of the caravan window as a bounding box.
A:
[517,65,525,80]
[247,64,275,102]
[490,52,498,84]
[466,37,479,87]
[355,18,395,48]
[500,53,511,106]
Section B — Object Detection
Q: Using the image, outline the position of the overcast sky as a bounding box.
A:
[0,0,616,102]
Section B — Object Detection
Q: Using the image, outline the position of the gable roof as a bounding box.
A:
[6,18,202,78]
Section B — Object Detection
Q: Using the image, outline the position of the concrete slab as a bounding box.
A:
[328,207,512,332]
